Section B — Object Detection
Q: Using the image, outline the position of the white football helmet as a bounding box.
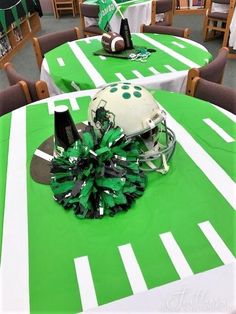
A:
[88,82,176,173]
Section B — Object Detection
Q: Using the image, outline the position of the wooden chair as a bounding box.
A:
[4,62,49,102]
[186,47,228,95]
[151,0,174,26]
[79,3,103,38]
[0,81,31,117]
[203,0,236,47]
[140,24,190,38]
[33,27,80,69]
[52,0,77,18]
[189,77,236,114]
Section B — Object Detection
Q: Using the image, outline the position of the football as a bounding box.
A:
[101,32,125,53]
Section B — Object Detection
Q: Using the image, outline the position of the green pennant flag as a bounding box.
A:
[21,0,29,17]
[12,4,20,29]
[98,0,116,31]
[0,9,7,34]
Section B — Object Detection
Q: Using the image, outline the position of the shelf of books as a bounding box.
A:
[0,12,41,68]
[175,0,206,14]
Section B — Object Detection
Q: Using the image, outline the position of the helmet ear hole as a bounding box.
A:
[141,126,159,140]
[141,130,152,139]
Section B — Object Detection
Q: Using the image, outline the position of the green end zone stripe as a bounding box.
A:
[147,33,212,66]
[45,42,96,92]
[155,90,236,181]
[0,114,11,260]
[24,97,235,312]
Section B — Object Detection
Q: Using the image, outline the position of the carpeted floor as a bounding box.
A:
[0,13,235,90]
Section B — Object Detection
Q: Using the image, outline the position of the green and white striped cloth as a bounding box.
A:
[0,90,235,313]
[41,33,212,95]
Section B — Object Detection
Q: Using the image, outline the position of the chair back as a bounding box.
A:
[186,47,228,95]
[190,77,236,114]
[203,0,235,47]
[151,0,174,26]
[0,81,31,117]
[141,24,190,38]
[33,27,80,69]
[52,0,77,18]
[199,47,228,82]
[4,62,49,102]
[79,3,103,38]
[80,3,99,17]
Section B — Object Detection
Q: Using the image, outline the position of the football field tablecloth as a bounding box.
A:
[41,33,212,95]
[0,90,235,313]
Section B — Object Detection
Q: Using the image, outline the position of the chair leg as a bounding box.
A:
[203,17,210,41]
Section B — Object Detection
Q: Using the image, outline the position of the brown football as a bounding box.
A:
[101,32,125,53]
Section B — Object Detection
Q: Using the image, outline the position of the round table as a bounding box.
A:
[0,89,235,312]
[40,33,212,96]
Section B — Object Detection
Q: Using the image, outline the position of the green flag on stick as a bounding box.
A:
[98,0,117,31]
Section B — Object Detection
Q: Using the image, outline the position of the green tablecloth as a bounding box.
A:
[0,90,235,313]
[42,33,212,93]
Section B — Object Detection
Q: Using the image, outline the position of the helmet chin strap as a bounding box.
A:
[161,154,170,174]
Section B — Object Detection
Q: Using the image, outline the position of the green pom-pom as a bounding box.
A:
[50,124,147,219]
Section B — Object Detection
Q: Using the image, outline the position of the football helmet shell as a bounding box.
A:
[88,82,176,173]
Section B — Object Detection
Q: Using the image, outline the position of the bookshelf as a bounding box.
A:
[175,0,206,14]
[0,12,41,68]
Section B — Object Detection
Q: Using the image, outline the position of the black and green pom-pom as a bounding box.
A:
[50,124,147,219]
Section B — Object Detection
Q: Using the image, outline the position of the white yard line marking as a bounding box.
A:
[35,149,53,161]
[0,107,29,312]
[214,106,236,123]
[30,90,98,106]
[70,98,80,110]
[172,41,185,48]
[43,58,50,73]
[137,33,201,68]
[148,66,160,75]
[159,105,236,210]
[203,118,234,143]
[47,99,55,115]
[48,97,79,114]
[177,36,209,51]
[115,72,127,81]
[164,65,177,72]
[84,38,91,44]
[118,244,148,294]
[159,232,193,278]
[68,41,106,88]
[57,57,65,66]
[99,55,107,60]
[198,221,235,264]
[74,256,98,311]
[71,81,80,91]
[132,70,144,78]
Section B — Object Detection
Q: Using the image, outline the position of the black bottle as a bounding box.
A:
[54,105,79,157]
[120,18,133,50]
